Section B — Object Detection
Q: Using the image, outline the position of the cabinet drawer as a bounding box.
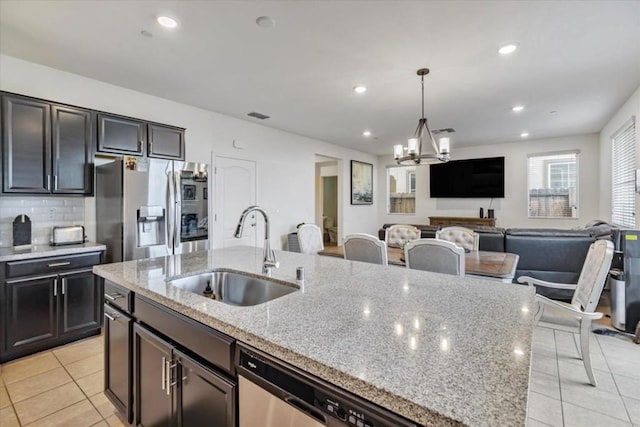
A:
[104,280,133,314]
[5,252,102,279]
[134,296,235,375]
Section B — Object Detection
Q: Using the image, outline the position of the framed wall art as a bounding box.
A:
[351,160,373,205]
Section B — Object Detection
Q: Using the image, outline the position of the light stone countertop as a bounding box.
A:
[93,246,535,427]
[0,242,106,262]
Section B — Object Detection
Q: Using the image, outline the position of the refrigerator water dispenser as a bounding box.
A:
[137,206,166,247]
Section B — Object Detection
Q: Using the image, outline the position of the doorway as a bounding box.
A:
[315,155,340,246]
[212,155,257,248]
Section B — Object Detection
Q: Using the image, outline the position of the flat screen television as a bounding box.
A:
[430,156,505,198]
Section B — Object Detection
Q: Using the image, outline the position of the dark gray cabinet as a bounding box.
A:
[148,123,184,160]
[97,113,146,156]
[1,93,94,195]
[1,95,51,193]
[97,113,185,160]
[133,324,173,427]
[59,269,101,335]
[4,276,57,352]
[52,105,94,194]
[131,301,236,427]
[104,302,133,424]
[0,252,104,363]
[174,349,236,427]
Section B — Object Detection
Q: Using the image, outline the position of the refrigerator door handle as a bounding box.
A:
[166,170,175,250]
[174,171,182,250]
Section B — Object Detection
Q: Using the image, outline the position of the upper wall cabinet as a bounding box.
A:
[98,113,184,160]
[97,113,146,156]
[148,123,184,160]
[1,93,94,195]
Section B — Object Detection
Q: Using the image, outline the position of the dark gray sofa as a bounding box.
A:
[505,228,595,300]
[378,222,613,301]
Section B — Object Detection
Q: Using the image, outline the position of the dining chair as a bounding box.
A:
[404,238,465,277]
[385,224,420,248]
[343,233,388,266]
[517,239,614,386]
[435,226,479,252]
[297,224,324,255]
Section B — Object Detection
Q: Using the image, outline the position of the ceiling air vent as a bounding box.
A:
[247,112,270,120]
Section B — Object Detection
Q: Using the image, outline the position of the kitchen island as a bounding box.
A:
[94,246,535,426]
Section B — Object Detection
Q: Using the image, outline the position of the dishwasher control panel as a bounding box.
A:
[316,391,374,427]
[237,345,418,427]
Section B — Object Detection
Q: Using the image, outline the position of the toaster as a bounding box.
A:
[50,225,86,246]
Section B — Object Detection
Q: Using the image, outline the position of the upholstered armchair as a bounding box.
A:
[385,224,420,248]
[404,238,465,276]
[517,240,614,386]
[435,226,479,252]
[297,224,324,255]
[343,233,388,266]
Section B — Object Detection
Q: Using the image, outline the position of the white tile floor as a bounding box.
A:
[527,324,640,426]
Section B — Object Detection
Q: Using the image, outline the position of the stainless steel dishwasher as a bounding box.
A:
[236,343,418,427]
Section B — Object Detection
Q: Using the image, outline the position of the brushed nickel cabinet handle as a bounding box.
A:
[54,175,58,190]
[161,357,166,391]
[104,292,123,301]
[47,175,51,190]
[48,262,71,267]
[104,312,116,321]
[53,278,58,297]
[61,277,66,295]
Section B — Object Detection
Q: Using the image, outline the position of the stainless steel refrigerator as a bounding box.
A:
[96,158,209,263]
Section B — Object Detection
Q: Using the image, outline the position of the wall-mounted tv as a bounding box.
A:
[430,156,505,198]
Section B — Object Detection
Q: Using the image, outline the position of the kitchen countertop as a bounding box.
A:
[93,246,535,427]
[0,242,106,262]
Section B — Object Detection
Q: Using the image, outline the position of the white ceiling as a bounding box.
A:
[1,1,639,155]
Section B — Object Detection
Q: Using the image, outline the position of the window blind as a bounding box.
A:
[611,117,636,228]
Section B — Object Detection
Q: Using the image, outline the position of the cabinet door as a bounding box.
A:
[133,324,173,427]
[148,124,184,160]
[175,349,236,427]
[97,113,146,156]
[1,94,51,193]
[51,105,94,195]
[4,276,57,353]
[59,270,101,335]
[104,304,133,424]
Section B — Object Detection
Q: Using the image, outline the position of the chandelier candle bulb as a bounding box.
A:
[394,144,404,159]
[407,138,419,155]
[439,137,450,154]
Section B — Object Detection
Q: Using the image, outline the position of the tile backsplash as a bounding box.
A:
[0,197,85,247]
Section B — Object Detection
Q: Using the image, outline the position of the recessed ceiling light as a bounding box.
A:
[362,130,372,137]
[512,105,524,112]
[353,86,367,94]
[256,16,276,28]
[157,16,178,28]
[498,44,518,55]
[520,132,530,138]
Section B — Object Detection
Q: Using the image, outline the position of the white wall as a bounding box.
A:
[377,134,601,229]
[0,55,380,248]
[599,85,640,222]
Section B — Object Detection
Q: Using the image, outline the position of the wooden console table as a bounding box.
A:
[429,216,496,227]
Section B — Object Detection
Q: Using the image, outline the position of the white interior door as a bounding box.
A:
[213,156,257,248]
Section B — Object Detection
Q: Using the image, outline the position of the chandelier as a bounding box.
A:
[394,68,451,165]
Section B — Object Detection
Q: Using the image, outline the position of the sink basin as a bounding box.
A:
[167,269,298,306]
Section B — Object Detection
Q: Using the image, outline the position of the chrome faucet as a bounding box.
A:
[234,205,279,275]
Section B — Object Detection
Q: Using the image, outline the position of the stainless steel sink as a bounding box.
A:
[167,270,298,306]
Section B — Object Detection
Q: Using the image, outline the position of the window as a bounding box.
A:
[388,166,416,214]
[528,152,578,218]
[408,171,416,194]
[612,118,636,228]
